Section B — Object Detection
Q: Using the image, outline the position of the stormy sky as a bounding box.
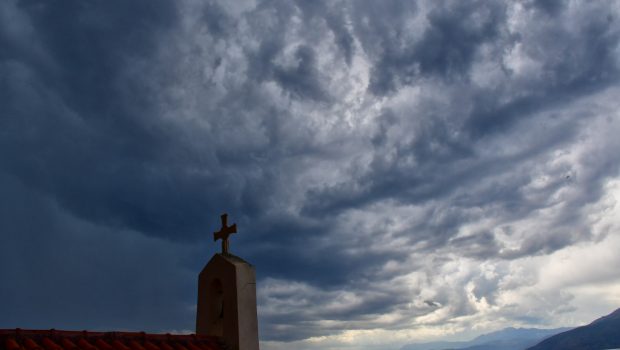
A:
[1,1,620,349]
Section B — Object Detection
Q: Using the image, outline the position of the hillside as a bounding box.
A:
[527,308,620,350]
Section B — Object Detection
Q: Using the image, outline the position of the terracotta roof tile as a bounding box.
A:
[23,339,42,350]
[5,338,21,350]
[183,342,202,350]
[59,339,77,350]
[128,341,145,350]
[142,341,159,350]
[93,339,113,350]
[0,330,224,350]
[41,338,62,350]
[112,340,131,350]
[77,339,97,350]
[156,342,174,350]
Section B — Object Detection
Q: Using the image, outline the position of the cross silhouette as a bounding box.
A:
[213,213,237,255]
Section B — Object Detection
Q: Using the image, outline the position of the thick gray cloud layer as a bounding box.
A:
[1,1,620,349]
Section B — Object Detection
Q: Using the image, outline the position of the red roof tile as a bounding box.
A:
[156,341,175,350]
[60,339,77,350]
[142,342,159,350]
[0,330,224,350]
[94,339,114,350]
[5,339,19,350]
[41,338,62,350]
[111,340,131,350]
[183,342,203,350]
[23,339,41,350]
[128,340,146,350]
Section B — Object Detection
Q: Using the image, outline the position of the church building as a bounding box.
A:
[0,214,260,350]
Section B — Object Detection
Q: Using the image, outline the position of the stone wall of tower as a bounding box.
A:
[196,253,259,350]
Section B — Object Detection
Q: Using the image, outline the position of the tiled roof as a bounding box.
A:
[0,330,225,350]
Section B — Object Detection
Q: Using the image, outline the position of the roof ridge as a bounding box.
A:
[0,330,225,350]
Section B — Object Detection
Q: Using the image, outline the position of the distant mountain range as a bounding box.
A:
[401,327,571,350]
[526,308,620,350]
[402,307,620,350]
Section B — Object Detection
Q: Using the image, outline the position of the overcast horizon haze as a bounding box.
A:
[2,1,620,350]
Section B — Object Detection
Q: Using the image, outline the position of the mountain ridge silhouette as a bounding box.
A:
[527,308,620,350]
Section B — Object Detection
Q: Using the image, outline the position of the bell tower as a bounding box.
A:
[196,214,259,350]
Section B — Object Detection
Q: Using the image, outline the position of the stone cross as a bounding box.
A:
[213,213,237,255]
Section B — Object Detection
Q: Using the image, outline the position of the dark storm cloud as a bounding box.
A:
[448,231,501,260]
[243,212,411,289]
[0,0,211,238]
[369,2,507,95]
[2,0,620,347]
[0,0,297,240]
[0,173,198,331]
[467,15,620,137]
[293,0,355,65]
[527,0,565,16]
[201,1,234,37]
[258,275,417,341]
[302,0,620,232]
[271,45,330,101]
[246,30,330,100]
